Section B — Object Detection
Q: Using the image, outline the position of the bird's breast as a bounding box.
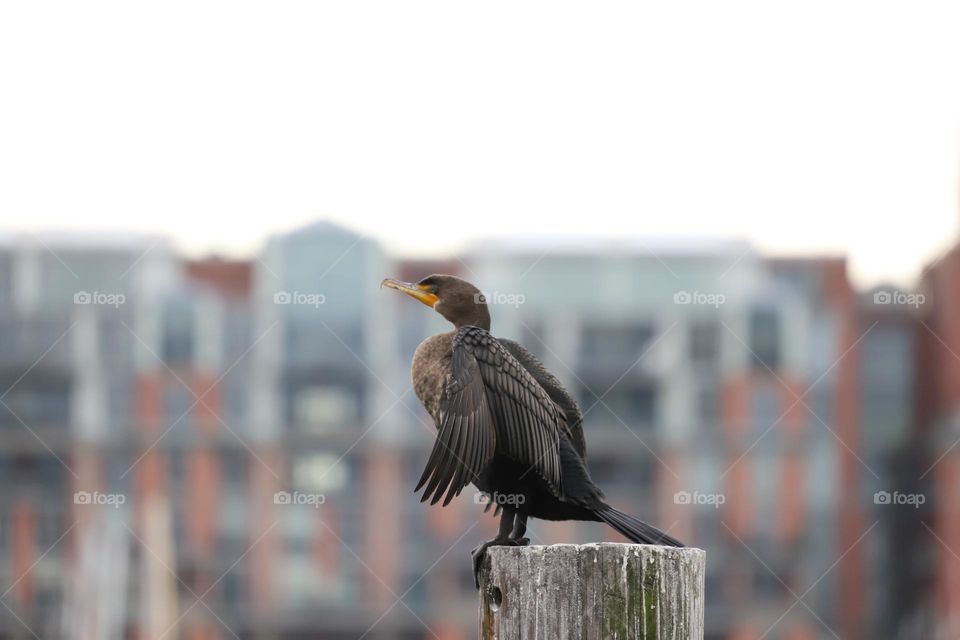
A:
[411,332,454,424]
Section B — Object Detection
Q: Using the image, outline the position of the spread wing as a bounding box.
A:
[499,338,586,459]
[415,326,563,506]
[415,341,496,506]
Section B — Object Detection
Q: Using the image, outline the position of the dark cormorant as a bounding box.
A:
[382,274,683,587]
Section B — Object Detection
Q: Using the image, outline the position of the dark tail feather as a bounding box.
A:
[594,505,684,548]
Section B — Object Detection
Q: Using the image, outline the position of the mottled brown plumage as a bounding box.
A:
[381,273,683,588]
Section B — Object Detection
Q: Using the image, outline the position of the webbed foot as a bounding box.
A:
[471,537,527,589]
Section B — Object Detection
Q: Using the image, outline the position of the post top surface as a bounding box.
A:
[486,542,705,557]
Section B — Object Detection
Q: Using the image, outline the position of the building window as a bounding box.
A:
[751,383,780,438]
[585,382,657,430]
[580,323,654,364]
[293,452,349,493]
[689,320,720,367]
[697,385,720,424]
[749,309,780,370]
[162,303,194,365]
[164,385,194,435]
[0,375,70,427]
[292,385,359,431]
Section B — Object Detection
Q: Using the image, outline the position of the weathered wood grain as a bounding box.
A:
[479,543,705,640]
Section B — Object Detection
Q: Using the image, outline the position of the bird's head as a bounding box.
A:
[381,274,490,330]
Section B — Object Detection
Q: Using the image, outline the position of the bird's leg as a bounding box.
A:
[471,506,523,589]
[508,511,529,546]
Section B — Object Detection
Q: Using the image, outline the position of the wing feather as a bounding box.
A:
[499,338,587,459]
[415,326,565,505]
[415,338,496,505]
[458,327,563,494]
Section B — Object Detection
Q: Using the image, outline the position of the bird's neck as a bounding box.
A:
[453,308,491,331]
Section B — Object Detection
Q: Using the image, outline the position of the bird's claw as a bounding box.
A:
[471,537,530,589]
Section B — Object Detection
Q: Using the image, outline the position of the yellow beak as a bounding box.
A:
[380,278,440,308]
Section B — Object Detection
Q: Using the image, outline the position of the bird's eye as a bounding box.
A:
[428,285,439,294]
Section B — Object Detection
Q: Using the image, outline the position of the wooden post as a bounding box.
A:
[479,543,705,640]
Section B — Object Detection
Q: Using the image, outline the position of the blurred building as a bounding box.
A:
[0,224,931,640]
[898,242,960,639]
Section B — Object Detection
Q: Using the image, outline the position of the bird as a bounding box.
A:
[381,274,683,588]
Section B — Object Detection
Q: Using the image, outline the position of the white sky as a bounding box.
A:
[1,1,958,288]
